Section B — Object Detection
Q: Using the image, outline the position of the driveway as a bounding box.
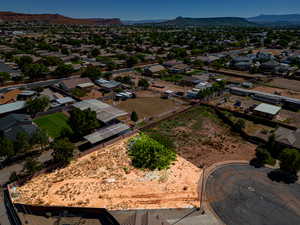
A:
[206,164,300,225]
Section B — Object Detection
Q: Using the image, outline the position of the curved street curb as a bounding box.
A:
[200,160,250,225]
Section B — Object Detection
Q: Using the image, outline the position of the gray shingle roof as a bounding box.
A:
[0,114,37,141]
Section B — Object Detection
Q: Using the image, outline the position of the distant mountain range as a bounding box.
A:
[1,11,300,27]
[122,19,167,25]
[0,11,121,25]
[248,14,300,25]
[159,16,255,27]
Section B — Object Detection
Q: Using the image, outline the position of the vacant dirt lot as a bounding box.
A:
[13,136,201,210]
[252,85,300,99]
[145,106,256,168]
[114,97,184,119]
[268,78,300,92]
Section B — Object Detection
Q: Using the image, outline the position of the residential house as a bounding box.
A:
[95,78,121,91]
[163,60,182,68]
[72,99,129,144]
[0,101,26,117]
[170,64,190,74]
[0,62,22,78]
[0,114,37,141]
[260,60,280,73]
[231,56,252,71]
[144,65,166,77]
[253,103,281,119]
[59,77,93,91]
[274,127,300,150]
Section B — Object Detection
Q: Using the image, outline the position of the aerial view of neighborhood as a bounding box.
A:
[0,1,300,225]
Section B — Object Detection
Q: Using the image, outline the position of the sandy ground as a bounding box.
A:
[172,118,256,168]
[80,89,103,100]
[13,136,202,210]
[114,97,183,119]
[151,80,190,93]
[268,78,300,92]
[252,86,300,99]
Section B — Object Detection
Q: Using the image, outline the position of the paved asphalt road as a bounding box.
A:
[206,164,300,225]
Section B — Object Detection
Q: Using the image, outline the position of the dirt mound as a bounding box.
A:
[13,136,201,210]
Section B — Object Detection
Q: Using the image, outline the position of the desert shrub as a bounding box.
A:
[279,148,300,175]
[256,147,276,166]
[128,134,176,170]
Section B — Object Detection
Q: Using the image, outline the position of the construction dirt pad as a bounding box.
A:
[13,136,202,210]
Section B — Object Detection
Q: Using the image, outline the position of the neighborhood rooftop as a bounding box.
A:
[0,101,26,114]
[84,123,130,144]
[254,103,281,115]
[72,99,128,123]
[229,87,300,105]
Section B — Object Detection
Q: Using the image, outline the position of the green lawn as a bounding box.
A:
[34,112,71,138]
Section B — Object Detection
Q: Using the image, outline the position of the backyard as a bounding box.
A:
[34,112,71,138]
[114,97,185,120]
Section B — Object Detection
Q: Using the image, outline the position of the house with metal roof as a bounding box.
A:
[55,97,76,106]
[72,99,129,145]
[72,99,127,123]
[0,101,26,116]
[229,87,300,109]
[253,103,281,119]
[95,78,121,90]
[84,123,130,144]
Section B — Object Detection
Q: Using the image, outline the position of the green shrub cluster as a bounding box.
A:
[128,134,176,170]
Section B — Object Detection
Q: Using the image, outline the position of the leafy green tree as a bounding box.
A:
[0,137,15,158]
[51,138,75,165]
[54,64,74,77]
[255,147,276,166]
[9,172,18,183]
[193,60,204,68]
[128,134,176,170]
[23,63,49,79]
[30,129,49,150]
[234,119,246,131]
[26,96,50,116]
[69,108,100,137]
[279,148,300,175]
[131,111,138,122]
[71,88,87,97]
[24,158,42,175]
[91,48,100,57]
[42,56,63,66]
[61,48,70,55]
[14,132,31,153]
[15,56,33,69]
[0,72,11,84]
[138,78,150,89]
[81,66,102,80]
[126,56,139,67]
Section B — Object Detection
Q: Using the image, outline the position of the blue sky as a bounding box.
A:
[1,0,300,20]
